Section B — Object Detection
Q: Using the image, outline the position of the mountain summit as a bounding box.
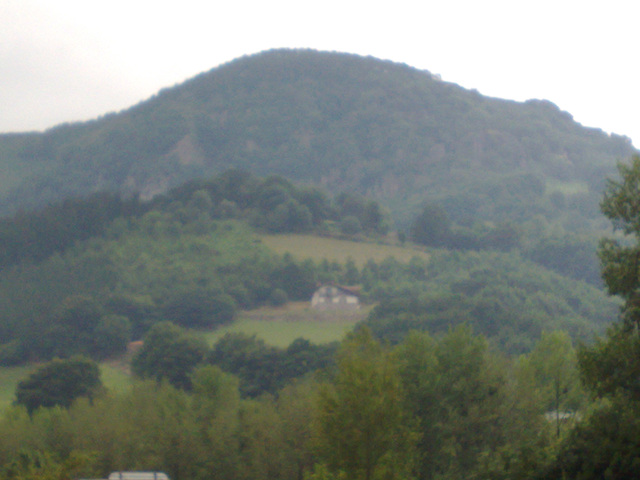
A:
[0,48,635,224]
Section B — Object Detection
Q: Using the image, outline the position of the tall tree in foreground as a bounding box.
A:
[583,155,640,400]
[517,330,583,438]
[395,327,550,480]
[313,327,415,480]
[599,155,640,329]
[543,156,640,479]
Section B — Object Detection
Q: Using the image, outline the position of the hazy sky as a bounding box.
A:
[2,0,639,147]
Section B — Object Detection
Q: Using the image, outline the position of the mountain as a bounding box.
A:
[0,48,636,229]
[0,48,631,363]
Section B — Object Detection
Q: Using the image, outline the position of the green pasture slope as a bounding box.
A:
[0,365,34,411]
[202,303,370,347]
[259,234,429,267]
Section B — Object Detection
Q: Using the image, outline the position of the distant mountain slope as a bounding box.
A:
[0,49,635,228]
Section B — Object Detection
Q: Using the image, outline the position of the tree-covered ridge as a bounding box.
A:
[361,249,617,353]
[0,49,635,233]
[0,169,387,272]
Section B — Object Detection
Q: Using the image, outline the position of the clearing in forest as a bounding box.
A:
[258,234,429,267]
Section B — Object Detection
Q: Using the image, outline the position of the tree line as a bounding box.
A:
[4,324,584,480]
[0,169,388,272]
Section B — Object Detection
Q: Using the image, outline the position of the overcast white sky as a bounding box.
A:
[2,0,639,148]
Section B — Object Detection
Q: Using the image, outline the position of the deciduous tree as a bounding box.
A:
[517,331,582,437]
[410,203,451,247]
[131,321,208,390]
[314,327,415,480]
[544,156,640,479]
[15,356,102,414]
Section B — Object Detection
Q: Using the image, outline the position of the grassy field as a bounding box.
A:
[201,302,367,347]
[100,363,134,393]
[0,363,135,412]
[0,365,34,411]
[545,179,589,195]
[258,234,429,267]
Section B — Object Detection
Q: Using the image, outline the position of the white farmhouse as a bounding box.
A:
[311,285,360,310]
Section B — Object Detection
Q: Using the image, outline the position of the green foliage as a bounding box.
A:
[268,255,317,301]
[0,192,142,269]
[92,315,132,359]
[394,327,550,480]
[131,322,208,390]
[0,182,355,363]
[314,328,414,480]
[524,233,601,286]
[540,397,640,480]
[410,203,451,247]
[269,288,289,306]
[0,449,98,480]
[159,288,237,328]
[0,326,585,480]
[38,295,104,359]
[155,170,388,236]
[577,157,640,399]
[363,250,616,354]
[208,333,335,397]
[0,340,28,367]
[339,215,362,236]
[191,364,240,413]
[517,331,583,437]
[541,156,640,477]
[20,294,131,361]
[2,49,633,243]
[0,187,616,367]
[599,156,640,324]
[578,324,640,401]
[14,356,102,414]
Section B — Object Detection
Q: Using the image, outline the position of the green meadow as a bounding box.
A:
[258,234,429,267]
[201,303,368,347]
[0,365,34,411]
[545,179,589,195]
[0,364,135,411]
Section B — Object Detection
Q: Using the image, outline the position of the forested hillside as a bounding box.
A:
[0,170,390,365]
[0,49,635,235]
[0,169,617,368]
